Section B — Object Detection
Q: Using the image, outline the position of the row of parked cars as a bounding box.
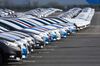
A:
[0,9,16,17]
[58,8,82,18]
[57,7,95,30]
[25,8,63,18]
[0,7,95,64]
[0,8,63,18]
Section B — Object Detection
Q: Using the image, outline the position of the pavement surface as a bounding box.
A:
[4,12,100,66]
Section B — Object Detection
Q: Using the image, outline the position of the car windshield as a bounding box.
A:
[0,22,17,30]
[0,26,9,31]
[41,18,56,24]
[18,19,37,27]
[31,18,49,25]
[5,20,28,28]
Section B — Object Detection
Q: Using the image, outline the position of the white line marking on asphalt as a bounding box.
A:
[8,62,22,65]
[23,60,36,63]
[47,46,58,48]
[31,56,43,58]
[42,48,55,51]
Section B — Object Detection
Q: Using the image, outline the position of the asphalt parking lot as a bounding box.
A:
[4,12,100,66]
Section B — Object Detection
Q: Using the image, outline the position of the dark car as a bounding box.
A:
[0,40,22,64]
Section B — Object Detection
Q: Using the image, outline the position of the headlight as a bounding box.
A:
[63,27,69,30]
[34,34,44,41]
[70,26,76,29]
[60,28,66,32]
[6,41,18,47]
[21,39,28,44]
[40,32,48,37]
[6,41,21,51]
[40,33,44,37]
[25,37,32,41]
[55,29,60,32]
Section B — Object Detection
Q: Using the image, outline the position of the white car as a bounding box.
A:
[7,19,56,42]
[42,17,77,34]
[0,26,35,50]
[64,18,91,30]
[18,18,60,40]
[0,25,43,49]
[18,18,62,40]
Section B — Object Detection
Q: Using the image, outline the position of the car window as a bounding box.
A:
[5,20,27,28]
[18,19,36,27]
[41,18,55,24]
[0,22,15,30]
[32,18,48,25]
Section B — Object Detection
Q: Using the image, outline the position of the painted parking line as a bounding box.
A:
[23,60,36,63]
[47,45,58,48]
[31,56,43,58]
[42,48,55,51]
[8,62,22,65]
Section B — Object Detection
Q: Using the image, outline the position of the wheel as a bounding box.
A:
[0,54,3,65]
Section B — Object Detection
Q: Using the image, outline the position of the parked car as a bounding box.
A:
[17,18,60,40]
[43,17,77,34]
[29,18,68,38]
[0,33,28,59]
[0,19,50,46]
[0,37,22,64]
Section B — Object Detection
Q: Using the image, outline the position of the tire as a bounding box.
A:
[0,54,3,65]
